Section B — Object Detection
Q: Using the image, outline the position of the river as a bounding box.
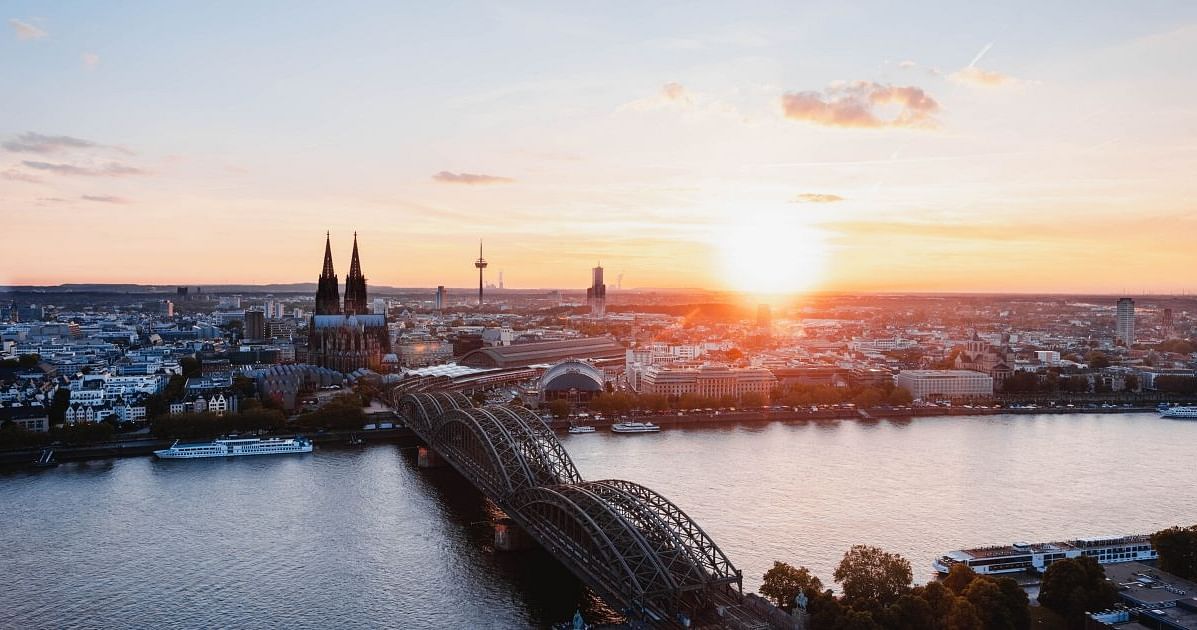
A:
[2,412,1193,628]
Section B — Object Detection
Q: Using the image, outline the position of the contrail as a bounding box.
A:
[969,42,994,67]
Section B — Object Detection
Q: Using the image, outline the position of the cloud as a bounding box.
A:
[22,160,146,177]
[948,42,1023,87]
[1,168,43,183]
[949,65,1018,87]
[781,81,940,129]
[897,60,917,69]
[81,52,100,68]
[793,193,845,203]
[619,81,694,112]
[81,194,130,204]
[431,171,514,185]
[8,18,46,40]
[4,132,97,153]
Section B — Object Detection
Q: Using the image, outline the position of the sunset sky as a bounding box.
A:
[3,2,1196,293]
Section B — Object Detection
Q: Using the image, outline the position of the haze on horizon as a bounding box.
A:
[3,2,1196,295]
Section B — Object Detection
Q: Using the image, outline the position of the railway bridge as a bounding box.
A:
[396,391,777,629]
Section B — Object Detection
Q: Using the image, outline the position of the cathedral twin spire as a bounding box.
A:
[315,232,368,316]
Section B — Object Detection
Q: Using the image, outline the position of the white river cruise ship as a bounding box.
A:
[154,436,313,459]
[934,534,1157,575]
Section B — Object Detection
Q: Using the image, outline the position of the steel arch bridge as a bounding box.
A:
[397,393,771,629]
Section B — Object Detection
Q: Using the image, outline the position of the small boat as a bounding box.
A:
[32,448,58,468]
[568,425,596,434]
[611,421,660,434]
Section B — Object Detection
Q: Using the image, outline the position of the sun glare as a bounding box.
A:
[717,213,829,295]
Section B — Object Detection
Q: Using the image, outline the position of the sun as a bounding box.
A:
[717,213,829,295]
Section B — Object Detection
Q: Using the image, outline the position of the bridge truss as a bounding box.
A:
[397,393,770,628]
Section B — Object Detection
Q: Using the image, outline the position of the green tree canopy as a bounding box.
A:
[758,561,823,609]
[1152,525,1197,581]
[1038,556,1117,628]
[833,544,913,612]
[546,398,571,419]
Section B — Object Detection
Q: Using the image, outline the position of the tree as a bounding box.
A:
[1152,525,1197,580]
[546,398,571,420]
[964,575,1030,630]
[1038,556,1117,628]
[1123,373,1140,392]
[179,356,201,378]
[1085,351,1111,369]
[886,388,913,405]
[943,564,979,595]
[759,561,823,609]
[18,353,41,369]
[48,388,72,425]
[833,545,913,611]
[740,391,766,408]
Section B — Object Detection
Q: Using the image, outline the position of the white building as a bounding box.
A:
[1035,351,1061,366]
[638,365,777,400]
[896,370,993,401]
[1116,298,1135,345]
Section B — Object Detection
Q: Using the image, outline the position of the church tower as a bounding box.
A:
[343,232,368,316]
[315,232,341,315]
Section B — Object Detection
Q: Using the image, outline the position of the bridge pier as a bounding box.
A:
[494,517,536,551]
[417,446,445,468]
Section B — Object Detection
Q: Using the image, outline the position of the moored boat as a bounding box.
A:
[933,534,1157,575]
[611,422,660,433]
[154,436,313,459]
[1160,405,1197,419]
[567,425,596,434]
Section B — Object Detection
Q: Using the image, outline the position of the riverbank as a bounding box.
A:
[0,427,415,467]
[545,403,1159,430]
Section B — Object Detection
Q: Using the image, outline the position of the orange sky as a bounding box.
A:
[3,6,1196,293]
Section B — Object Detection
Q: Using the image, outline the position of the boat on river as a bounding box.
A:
[154,436,313,459]
[933,534,1157,575]
[611,422,660,434]
[1160,405,1197,419]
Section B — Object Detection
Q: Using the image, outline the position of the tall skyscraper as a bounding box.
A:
[315,232,341,315]
[343,233,368,316]
[474,240,488,306]
[499,270,504,290]
[587,263,606,318]
[435,285,445,311]
[1116,298,1135,345]
[244,310,265,340]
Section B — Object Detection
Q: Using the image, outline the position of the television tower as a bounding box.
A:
[474,240,488,306]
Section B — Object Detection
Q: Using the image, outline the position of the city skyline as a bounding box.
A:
[4,3,1197,293]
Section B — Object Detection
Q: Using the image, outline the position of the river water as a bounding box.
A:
[2,412,1194,628]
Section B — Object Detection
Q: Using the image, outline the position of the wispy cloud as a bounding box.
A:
[3,132,130,155]
[948,43,1022,87]
[8,18,46,40]
[1,168,43,183]
[81,194,130,204]
[793,193,845,203]
[22,160,146,177]
[431,171,514,185]
[81,52,100,68]
[619,81,694,112]
[949,66,1019,87]
[781,81,940,129]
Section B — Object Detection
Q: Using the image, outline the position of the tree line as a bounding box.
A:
[761,524,1197,629]
[759,545,1120,629]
